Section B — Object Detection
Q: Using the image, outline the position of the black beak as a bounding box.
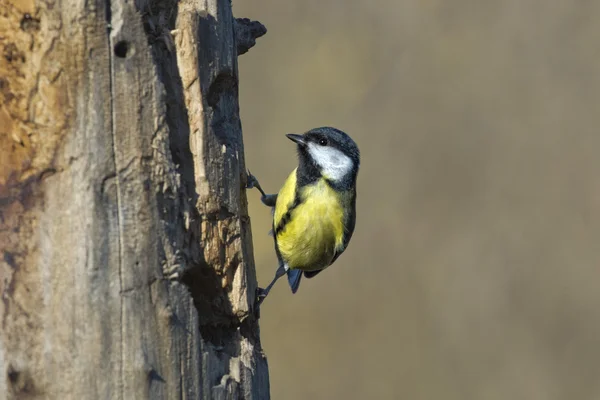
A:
[286,134,306,146]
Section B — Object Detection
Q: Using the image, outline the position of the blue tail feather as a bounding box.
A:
[287,269,302,294]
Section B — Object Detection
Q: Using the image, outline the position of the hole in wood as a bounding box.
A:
[114,41,129,58]
[8,369,19,384]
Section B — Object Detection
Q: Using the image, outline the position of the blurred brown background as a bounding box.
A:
[234,1,600,398]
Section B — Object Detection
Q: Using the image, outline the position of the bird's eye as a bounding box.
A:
[318,138,328,146]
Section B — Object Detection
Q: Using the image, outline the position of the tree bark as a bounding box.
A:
[0,0,268,398]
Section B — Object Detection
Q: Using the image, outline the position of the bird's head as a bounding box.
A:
[286,127,360,185]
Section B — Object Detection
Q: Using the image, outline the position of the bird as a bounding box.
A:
[246,126,360,305]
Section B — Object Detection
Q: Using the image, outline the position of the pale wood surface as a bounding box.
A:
[0,0,269,398]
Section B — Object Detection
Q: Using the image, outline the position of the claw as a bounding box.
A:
[246,170,267,196]
[255,287,268,306]
[247,170,277,207]
[246,170,258,189]
[253,287,269,318]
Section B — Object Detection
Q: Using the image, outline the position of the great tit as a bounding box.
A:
[247,127,360,304]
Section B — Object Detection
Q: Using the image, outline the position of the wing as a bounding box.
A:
[339,188,357,251]
[303,269,322,279]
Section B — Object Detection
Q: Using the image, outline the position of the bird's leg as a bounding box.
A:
[256,264,287,306]
[246,170,278,207]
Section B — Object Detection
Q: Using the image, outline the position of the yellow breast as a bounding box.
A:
[274,169,345,271]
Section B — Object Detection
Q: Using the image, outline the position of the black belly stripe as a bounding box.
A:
[274,193,302,235]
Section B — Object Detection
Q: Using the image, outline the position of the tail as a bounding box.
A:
[287,269,302,294]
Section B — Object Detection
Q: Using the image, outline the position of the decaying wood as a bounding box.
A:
[0,0,269,398]
[235,18,267,56]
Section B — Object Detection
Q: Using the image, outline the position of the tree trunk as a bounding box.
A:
[0,0,268,398]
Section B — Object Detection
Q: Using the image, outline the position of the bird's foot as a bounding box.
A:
[246,170,277,207]
[253,287,270,318]
[246,170,261,190]
[256,287,269,304]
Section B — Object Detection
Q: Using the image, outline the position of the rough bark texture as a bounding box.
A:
[0,0,269,398]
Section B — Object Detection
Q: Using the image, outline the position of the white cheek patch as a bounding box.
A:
[307,143,353,182]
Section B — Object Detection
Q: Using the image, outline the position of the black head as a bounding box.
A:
[286,127,360,189]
